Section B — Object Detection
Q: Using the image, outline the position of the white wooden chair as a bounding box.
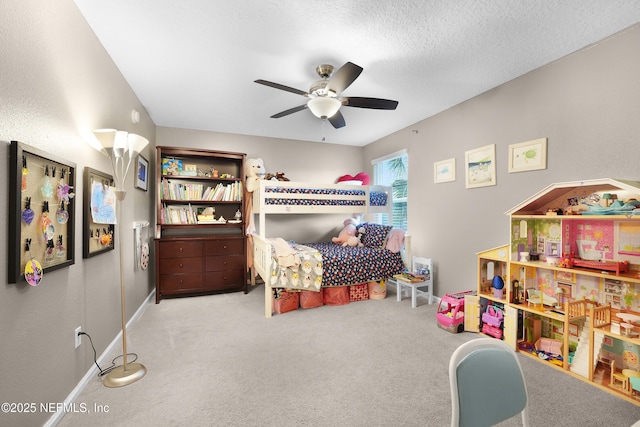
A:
[389,256,433,308]
[449,338,530,427]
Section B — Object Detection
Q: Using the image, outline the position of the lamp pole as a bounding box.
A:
[93,129,147,387]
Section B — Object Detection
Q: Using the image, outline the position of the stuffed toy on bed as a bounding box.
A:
[342,226,365,247]
[332,218,364,247]
[245,158,265,192]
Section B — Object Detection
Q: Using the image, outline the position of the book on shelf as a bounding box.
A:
[161,204,197,225]
[160,179,242,202]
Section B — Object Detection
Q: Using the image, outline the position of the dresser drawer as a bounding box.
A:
[159,257,202,274]
[159,273,203,293]
[205,269,244,291]
[204,238,243,256]
[205,254,244,272]
[159,240,202,258]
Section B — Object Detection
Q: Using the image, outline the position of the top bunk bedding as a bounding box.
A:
[252,180,392,217]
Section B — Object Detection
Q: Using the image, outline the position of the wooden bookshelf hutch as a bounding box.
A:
[154,146,247,303]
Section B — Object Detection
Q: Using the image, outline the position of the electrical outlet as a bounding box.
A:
[74,327,82,349]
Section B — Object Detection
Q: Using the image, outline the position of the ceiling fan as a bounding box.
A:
[254,62,398,129]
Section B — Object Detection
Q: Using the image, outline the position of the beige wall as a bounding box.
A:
[2,0,640,425]
[1,1,155,425]
[364,24,640,296]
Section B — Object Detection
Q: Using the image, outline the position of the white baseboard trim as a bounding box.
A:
[44,289,156,427]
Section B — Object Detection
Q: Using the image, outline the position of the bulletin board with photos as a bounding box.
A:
[8,141,76,285]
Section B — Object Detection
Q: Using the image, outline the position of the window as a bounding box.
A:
[372,150,407,230]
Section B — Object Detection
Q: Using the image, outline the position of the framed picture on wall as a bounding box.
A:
[464,144,496,189]
[83,167,115,258]
[135,154,149,191]
[434,158,455,183]
[508,137,547,173]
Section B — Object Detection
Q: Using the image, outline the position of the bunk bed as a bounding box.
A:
[249,180,409,318]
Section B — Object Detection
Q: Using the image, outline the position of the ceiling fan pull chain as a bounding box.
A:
[321,118,327,142]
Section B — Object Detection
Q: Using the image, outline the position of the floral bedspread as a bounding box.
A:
[303,242,404,287]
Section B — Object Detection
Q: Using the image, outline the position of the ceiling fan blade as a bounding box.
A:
[328,111,346,129]
[343,97,399,110]
[270,104,308,118]
[326,62,363,94]
[255,79,308,97]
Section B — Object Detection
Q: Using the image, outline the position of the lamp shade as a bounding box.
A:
[128,133,150,155]
[92,129,118,149]
[307,96,341,119]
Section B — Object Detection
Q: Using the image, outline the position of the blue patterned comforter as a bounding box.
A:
[303,242,404,287]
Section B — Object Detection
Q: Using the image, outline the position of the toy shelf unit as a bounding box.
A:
[154,146,247,303]
[499,178,640,405]
[465,245,518,344]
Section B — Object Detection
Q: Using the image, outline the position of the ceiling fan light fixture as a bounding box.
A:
[307,96,341,119]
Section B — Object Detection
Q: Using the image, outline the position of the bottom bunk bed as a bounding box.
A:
[251,223,409,318]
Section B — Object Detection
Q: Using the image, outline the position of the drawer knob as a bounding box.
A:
[179,247,183,251]
[179,263,184,268]
[223,261,228,265]
[223,245,227,249]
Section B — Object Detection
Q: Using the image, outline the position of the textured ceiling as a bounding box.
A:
[74,1,640,146]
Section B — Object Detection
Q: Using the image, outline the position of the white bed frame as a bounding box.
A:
[249,180,409,318]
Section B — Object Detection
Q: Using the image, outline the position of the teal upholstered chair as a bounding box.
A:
[449,338,530,427]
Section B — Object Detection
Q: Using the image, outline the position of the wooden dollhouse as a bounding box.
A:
[468,179,640,405]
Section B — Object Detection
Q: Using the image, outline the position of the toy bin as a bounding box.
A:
[300,288,324,309]
[272,289,300,314]
[436,290,476,334]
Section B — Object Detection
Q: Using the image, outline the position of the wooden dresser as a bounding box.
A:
[156,235,246,303]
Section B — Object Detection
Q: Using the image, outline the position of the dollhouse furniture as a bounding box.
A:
[449,338,530,427]
[622,369,640,395]
[629,376,640,396]
[525,288,558,307]
[481,304,504,338]
[388,257,433,308]
[611,360,629,392]
[250,180,406,317]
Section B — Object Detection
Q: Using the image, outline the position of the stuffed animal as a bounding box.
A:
[275,172,290,181]
[245,158,265,192]
[345,226,365,247]
[332,218,358,245]
[264,171,290,181]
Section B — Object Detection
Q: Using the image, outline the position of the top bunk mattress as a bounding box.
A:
[252,180,391,214]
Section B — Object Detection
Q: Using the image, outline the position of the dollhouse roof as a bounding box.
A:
[505,178,640,216]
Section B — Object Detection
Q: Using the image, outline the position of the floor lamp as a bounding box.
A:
[92,129,148,387]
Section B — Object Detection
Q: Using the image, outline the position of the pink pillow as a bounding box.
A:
[337,172,370,185]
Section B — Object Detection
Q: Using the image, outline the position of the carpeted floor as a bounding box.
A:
[58,285,640,426]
